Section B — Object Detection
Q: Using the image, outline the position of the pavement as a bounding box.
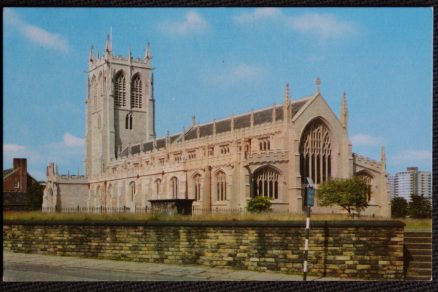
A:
[3,251,346,282]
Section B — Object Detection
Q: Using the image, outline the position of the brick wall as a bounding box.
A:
[3,220,404,280]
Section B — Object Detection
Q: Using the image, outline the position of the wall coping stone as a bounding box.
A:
[3,220,405,228]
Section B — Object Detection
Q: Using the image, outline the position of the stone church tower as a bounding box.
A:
[85,35,156,176]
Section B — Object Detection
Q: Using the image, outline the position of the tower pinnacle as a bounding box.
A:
[284,82,290,105]
[89,46,94,64]
[315,77,321,94]
[381,145,386,170]
[340,92,348,130]
[145,42,152,64]
[105,33,112,57]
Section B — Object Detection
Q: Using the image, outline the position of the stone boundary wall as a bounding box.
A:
[3,220,404,280]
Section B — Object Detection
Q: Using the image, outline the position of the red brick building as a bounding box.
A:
[3,158,39,210]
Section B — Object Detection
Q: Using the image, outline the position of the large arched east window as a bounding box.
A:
[253,166,279,199]
[114,72,126,107]
[300,119,332,184]
[131,75,142,109]
[193,173,201,201]
[216,171,227,201]
[170,177,178,199]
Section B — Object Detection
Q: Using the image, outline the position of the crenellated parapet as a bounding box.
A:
[353,153,383,172]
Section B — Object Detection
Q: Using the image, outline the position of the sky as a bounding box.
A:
[3,8,433,181]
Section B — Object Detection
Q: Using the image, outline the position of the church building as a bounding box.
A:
[43,36,391,217]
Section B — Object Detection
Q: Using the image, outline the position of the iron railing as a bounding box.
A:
[41,206,248,214]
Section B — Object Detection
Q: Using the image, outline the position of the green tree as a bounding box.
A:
[28,182,44,210]
[247,196,272,213]
[317,176,369,217]
[407,194,431,218]
[391,197,408,218]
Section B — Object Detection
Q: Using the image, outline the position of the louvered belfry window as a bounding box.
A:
[300,119,332,184]
[114,73,126,107]
[131,76,142,108]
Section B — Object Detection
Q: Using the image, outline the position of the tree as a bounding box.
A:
[317,176,370,217]
[407,194,431,218]
[28,182,44,210]
[247,196,272,213]
[391,197,408,218]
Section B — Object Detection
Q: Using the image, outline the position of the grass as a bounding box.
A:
[3,211,431,231]
[399,218,432,232]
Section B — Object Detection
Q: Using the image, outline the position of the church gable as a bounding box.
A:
[293,93,345,140]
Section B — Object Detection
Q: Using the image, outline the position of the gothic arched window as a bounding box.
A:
[114,72,126,107]
[125,112,133,130]
[193,173,201,201]
[129,181,135,202]
[97,73,102,107]
[253,166,279,199]
[356,172,373,202]
[131,75,142,109]
[90,75,97,108]
[300,119,332,184]
[155,179,161,199]
[216,171,227,201]
[170,177,178,199]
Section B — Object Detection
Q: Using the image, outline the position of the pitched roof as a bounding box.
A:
[3,168,13,177]
[119,97,312,158]
[3,168,19,180]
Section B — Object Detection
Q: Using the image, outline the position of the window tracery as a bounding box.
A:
[253,166,279,199]
[299,119,332,184]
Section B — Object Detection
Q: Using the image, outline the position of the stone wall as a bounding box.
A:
[3,220,404,280]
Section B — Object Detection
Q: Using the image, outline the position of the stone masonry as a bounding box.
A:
[3,220,404,280]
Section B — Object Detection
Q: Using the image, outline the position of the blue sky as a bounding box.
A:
[3,8,433,180]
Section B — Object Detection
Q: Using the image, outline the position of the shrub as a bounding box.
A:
[391,197,408,218]
[247,196,272,213]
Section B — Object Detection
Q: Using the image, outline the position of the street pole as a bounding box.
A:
[303,177,314,281]
[303,205,311,281]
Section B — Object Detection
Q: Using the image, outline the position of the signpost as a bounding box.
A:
[303,177,314,281]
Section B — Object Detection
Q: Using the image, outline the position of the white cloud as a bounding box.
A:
[3,134,85,180]
[231,64,263,80]
[4,144,26,153]
[234,9,357,42]
[160,11,208,36]
[351,133,386,147]
[391,150,432,165]
[4,8,69,52]
[234,8,281,24]
[287,13,357,40]
[63,133,85,147]
[204,63,265,87]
